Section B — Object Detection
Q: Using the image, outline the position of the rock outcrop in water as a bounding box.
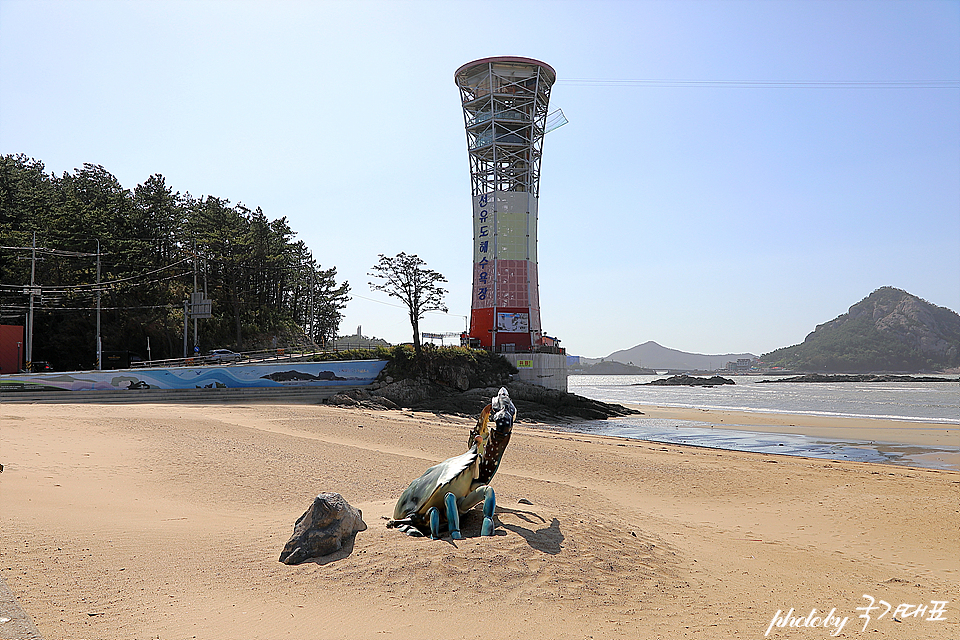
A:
[638,375,735,387]
[757,374,959,383]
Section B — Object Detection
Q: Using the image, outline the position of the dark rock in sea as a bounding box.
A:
[279,493,367,565]
[639,375,735,387]
[756,373,959,383]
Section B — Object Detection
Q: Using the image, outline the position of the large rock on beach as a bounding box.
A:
[279,493,367,565]
[327,388,399,410]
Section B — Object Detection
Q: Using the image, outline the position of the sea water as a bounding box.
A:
[561,374,960,470]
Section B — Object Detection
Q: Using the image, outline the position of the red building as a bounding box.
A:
[0,325,25,374]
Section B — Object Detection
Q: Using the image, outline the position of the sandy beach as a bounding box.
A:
[1,401,957,639]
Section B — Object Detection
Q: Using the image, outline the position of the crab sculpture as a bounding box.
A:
[387,387,516,539]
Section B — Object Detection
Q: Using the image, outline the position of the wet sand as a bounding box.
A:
[1,402,958,639]
[625,403,960,448]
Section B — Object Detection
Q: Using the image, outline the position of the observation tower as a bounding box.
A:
[455,56,557,353]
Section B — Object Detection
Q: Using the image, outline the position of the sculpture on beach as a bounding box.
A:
[387,387,516,539]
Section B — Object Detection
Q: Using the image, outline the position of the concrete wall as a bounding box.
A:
[502,352,568,392]
[0,360,386,393]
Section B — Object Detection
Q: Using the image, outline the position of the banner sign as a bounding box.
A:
[497,312,529,332]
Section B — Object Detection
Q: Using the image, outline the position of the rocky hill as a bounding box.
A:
[761,287,960,372]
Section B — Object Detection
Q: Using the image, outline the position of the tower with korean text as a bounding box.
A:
[455,56,556,353]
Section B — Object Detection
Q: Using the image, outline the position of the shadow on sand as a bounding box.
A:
[497,506,564,555]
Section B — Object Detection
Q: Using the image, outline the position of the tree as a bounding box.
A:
[310,264,351,347]
[368,252,447,357]
[1,154,361,365]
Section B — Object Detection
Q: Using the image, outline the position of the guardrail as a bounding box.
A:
[132,346,379,369]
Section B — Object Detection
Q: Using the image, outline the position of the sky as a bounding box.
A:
[1,0,957,359]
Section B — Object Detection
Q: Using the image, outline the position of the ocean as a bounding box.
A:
[559,374,960,470]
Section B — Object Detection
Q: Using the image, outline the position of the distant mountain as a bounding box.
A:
[604,341,757,371]
[579,361,650,375]
[761,287,960,372]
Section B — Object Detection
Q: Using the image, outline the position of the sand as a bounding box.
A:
[1,401,958,639]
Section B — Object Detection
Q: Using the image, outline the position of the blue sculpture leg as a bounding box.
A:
[428,506,441,540]
[445,492,462,540]
[481,487,496,536]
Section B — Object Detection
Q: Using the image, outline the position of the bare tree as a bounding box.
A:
[368,253,448,357]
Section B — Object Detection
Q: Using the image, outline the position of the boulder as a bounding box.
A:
[371,378,446,407]
[279,493,367,565]
[326,388,400,410]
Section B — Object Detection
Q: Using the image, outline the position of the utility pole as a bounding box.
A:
[25,232,36,372]
[183,245,212,360]
[96,239,102,370]
[193,244,198,356]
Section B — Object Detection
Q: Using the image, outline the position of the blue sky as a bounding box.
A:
[1,0,957,358]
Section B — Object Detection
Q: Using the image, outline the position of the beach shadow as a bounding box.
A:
[497,507,564,555]
[383,510,509,545]
[452,508,509,540]
[498,506,546,526]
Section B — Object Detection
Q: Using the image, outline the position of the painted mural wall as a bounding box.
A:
[0,360,387,393]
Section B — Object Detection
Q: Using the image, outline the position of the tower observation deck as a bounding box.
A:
[455,56,557,352]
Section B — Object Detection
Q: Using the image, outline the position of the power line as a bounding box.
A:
[352,293,465,324]
[0,266,192,294]
[1,303,180,312]
[557,78,959,89]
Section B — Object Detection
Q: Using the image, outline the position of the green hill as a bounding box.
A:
[761,287,960,372]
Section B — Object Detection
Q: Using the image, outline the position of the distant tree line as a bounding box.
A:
[0,154,349,369]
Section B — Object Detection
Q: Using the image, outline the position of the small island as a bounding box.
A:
[636,375,735,387]
[757,373,959,383]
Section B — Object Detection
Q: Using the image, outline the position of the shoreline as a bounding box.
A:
[2,402,957,639]
[620,403,959,448]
